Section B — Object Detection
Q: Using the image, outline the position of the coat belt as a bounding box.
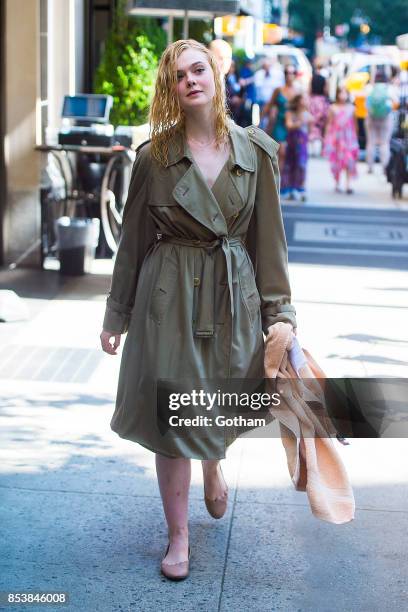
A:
[157,235,244,337]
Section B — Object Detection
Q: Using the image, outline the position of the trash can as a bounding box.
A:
[55,217,100,275]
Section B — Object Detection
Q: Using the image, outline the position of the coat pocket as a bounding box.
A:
[149,255,178,325]
[238,261,261,326]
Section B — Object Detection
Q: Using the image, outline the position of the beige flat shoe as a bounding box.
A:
[160,544,191,581]
[204,463,229,519]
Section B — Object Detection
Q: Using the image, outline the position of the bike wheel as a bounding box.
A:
[100,150,135,254]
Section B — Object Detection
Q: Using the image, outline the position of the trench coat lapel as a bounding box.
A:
[168,119,256,237]
[173,161,228,236]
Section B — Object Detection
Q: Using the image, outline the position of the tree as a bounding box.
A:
[94,0,166,126]
[289,0,408,49]
[288,0,324,52]
[332,0,408,45]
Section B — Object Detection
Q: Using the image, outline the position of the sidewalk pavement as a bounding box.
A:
[1,254,407,611]
[304,158,408,210]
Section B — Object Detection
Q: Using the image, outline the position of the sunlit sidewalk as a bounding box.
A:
[1,257,407,610]
[303,157,408,210]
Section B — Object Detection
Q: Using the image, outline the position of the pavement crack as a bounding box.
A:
[0,484,160,499]
[217,446,244,612]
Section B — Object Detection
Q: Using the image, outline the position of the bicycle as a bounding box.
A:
[36,143,135,265]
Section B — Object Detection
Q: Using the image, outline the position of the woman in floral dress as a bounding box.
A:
[324,86,359,193]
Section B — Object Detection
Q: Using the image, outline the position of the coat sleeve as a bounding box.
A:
[246,128,297,333]
[102,143,157,334]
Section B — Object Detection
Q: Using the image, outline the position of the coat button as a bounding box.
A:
[235,167,244,176]
[193,277,200,287]
[232,211,239,219]
[248,127,255,135]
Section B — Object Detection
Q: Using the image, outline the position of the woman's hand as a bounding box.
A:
[100,330,121,355]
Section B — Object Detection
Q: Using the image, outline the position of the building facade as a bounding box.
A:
[0,0,266,267]
[1,0,90,267]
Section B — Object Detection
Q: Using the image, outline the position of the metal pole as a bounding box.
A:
[280,0,289,28]
[324,0,331,39]
[183,9,189,39]
[167,14,174,44]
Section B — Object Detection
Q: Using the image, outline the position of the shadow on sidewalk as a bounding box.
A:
[1,382,407,610]
[0,264,113,301]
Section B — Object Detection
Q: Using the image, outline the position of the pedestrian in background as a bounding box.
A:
[394,63,408,137]
[254,57,284,124]
[261,64,299,171]
[208,38,234,111]
[324,86,359,194]
[281,93,313,201]
[308,59,329,157]
[208,40,246,126]
[365,71,399,174]
[238,57,256,127]
[225,59,243,123]
[208,38,232,77]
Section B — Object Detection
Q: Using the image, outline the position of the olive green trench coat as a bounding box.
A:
[102,118,297,459]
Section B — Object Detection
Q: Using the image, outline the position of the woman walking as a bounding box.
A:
[260,64,299,171]
[308,61,329,157]
[365,71,398,174]
[324,86,359,193]
[281,93,313,201]
[100,39,296,581]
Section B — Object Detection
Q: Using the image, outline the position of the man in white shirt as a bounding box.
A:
[254,57,285,111]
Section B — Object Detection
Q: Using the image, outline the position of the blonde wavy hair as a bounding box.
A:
[149,39,230,167]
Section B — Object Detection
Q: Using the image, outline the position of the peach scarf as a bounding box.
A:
[264,322,355,524]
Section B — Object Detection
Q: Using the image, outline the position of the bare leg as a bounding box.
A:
[365,118,375,172]
[201,459,228,500]
[155,454,190,563]
[278,141,287,174]
[379,139,390,171]
[345,169,354,193]
[334,170,341,192]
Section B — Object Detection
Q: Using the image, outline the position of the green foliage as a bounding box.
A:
[331,0,408,45]
[232,48,248,72]
[172,19,214,45]
[94,0,165,126]
[136,16,167,56]
[289,0,408,48]
[288,0,323,50]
